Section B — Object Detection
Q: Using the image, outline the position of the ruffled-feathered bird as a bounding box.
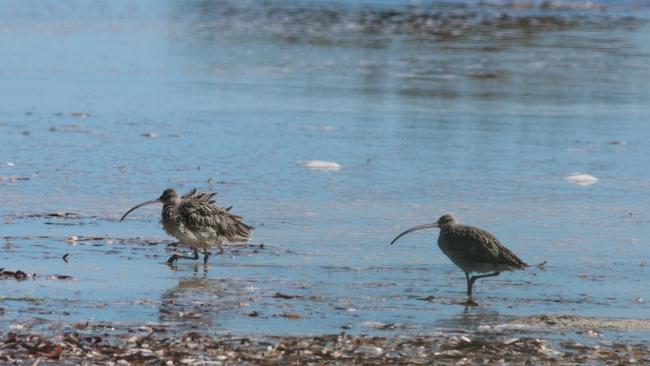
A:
[391,214,530,306]
[120,188,253,264]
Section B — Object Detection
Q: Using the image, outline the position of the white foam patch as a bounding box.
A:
[566,174,598,186]
[301,160,341,171]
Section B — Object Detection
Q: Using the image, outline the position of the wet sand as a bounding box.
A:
[2,229,650,364]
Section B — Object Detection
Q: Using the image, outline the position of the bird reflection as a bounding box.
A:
[159,275,251,330]
[436,307,517,331]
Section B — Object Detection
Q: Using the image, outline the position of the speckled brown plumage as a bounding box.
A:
[391,214,528,306]
[439,222,528,274]
[121,188,253,264]
[172,188,252,244]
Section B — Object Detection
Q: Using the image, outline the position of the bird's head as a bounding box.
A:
[159,188,180,205]
[119,188,179,222]
[436,214,458,227]
[390,214,458,245]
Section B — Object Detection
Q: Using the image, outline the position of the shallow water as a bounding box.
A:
[1,0,649,344]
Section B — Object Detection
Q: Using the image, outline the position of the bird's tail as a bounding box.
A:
[526,261,547,270]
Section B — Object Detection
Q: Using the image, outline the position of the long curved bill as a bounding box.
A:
[120,198,161,222]
[390,222,439,245]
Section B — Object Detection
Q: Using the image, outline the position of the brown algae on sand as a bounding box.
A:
[514,315,650,331]
[0,326,648,365]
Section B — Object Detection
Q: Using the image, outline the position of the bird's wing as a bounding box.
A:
[178,192,253,242]
[452,226,528,269]
[181,188,197,200]
[182,188,217,202]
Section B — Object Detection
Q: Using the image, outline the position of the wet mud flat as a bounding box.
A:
[2,213,650,364]
[1,321,649,365]
[2,0,650,364]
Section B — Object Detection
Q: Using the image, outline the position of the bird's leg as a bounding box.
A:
[463,272,479,306]
[463,272,500,306]
[470,272,500,283]
[203,249,210,265]
[166,249,200,264]
[219,245,224,255]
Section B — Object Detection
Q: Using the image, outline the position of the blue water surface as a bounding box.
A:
[0,0,649,341]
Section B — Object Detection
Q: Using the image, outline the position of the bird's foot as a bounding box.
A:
[166,250,199,265]
[461,299,479,307]
[166,254,179,265]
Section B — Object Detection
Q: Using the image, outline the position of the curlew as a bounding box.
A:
[391,214,528,306]
[120,188,253,265]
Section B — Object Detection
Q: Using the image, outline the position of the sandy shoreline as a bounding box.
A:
[2,1,650,364]
[2,318,649,365]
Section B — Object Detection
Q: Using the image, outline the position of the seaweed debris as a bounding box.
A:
[0,328,647,365]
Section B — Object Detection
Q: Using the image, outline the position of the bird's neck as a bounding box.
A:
[439,224,456,232]
[162,203,178,215]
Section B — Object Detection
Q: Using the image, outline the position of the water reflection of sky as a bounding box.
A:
[0,0,649,337]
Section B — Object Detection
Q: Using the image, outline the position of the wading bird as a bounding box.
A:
[120,188,253,265]
[391,214,528,306]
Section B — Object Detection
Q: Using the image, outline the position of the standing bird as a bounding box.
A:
[120,188,253,265]
[391,214,528,306]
